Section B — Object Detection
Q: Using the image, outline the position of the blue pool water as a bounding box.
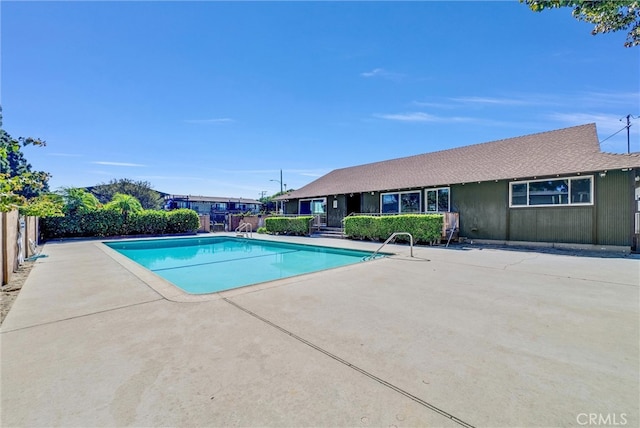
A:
[104,236,380,294]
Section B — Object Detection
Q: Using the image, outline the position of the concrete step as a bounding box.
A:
[311,227,344,238]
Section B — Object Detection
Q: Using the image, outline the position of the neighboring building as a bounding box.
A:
[276,124,640,251]
[165,195,263,224]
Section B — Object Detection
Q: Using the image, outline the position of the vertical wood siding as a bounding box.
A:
[509,207,593,244]
[452,182,508,240]
[327,195,346,227]
[596,170,632,246]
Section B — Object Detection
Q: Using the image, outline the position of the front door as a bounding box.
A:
[346,193,361,216]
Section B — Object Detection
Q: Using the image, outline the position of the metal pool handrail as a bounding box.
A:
[366,232,414,260]
[235,222,253,238]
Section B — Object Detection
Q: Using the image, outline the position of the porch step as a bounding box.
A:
[311,227,344,239]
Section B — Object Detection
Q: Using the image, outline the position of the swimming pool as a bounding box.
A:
[104,236,382,294]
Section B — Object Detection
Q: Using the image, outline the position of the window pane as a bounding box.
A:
[528,179,568,205]
[426,190,437,212]
[511,183,527,206]
[300,201,311,214]
[311,199,326,214]
[401,192,421,213]
[571,178,591,204]
[382,194,399,213]
[437,188,449,212]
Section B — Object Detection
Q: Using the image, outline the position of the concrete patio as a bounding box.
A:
[1,235,638,427]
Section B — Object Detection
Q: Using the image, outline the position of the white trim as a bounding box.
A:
[509,175,594,208]
[425,187,451,212]
[380,190,422,213]
[299,197,327,214]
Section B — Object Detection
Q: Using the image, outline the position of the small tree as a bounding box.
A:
[19,193,65,217]
[1,125,50,211]
[59,187,101,215]
[104,193,143,221]
[90,178,164,210]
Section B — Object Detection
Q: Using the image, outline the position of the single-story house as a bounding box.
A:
[165,195,263,224]
[276,124,640,251]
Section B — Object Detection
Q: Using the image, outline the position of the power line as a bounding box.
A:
[599,125,629,145]
[598,114,639,153]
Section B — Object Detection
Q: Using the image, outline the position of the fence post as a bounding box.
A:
[1,211,7,285]
[1,210,20,285]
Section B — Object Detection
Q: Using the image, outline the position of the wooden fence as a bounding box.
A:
[1,210,39,285]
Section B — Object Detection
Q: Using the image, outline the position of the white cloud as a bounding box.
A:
[217,169,282,174]
[411,100,455,109]
[373,112,475,123]
[361,68,384,77]
[546,112,639,136]
[449,96,531,106]
[360,68,404,80]
[92,161,146,167]
[136,175,205,181]
[577,91,639,107]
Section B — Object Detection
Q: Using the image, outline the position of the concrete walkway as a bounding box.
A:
[1,235,638,427]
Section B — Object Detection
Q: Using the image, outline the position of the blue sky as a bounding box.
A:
[2,1,639,200]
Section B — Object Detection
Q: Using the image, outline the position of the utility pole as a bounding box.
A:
[270,169,284,214]
[279,169,283,213]
[625,114,631,154]
[621,114,639,154]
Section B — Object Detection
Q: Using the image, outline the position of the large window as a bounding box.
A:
[299,198,326,215]
[425,187,450,212]
[381,191,421,213]
[510,176,593,207]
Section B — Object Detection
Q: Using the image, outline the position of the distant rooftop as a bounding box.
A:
[165,195,262,204]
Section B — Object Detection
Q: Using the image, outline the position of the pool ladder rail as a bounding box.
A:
[235,222,253,238]
[365,232,414,260]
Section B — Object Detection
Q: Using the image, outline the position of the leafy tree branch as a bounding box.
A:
[523,0,640,47]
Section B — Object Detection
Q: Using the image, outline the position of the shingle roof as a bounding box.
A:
[281,123,640,200]
[167,195,262,204]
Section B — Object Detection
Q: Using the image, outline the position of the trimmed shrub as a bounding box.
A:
[40,215,79,239]
[130,210,168,235]
[41,208,200,239]
[166,209,200,234]
[41,210,125,238]
[344,214,443,244]
[343,216,380,240]
[264,216,313,235]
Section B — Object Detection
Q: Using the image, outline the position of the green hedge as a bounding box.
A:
[41,208,200,239]
[165,209,200,234]
[344,214,443,244]
[264,216,313,235]
[130,210,168,235]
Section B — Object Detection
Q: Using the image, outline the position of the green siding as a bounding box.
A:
[361,192,380,213]
[283,200,297,214]
[452,182,508,240]
[509,207,593,244]
[328,195,345,227]
[596,170,632,246]
[453,174,633,246]
[507,171,633,246]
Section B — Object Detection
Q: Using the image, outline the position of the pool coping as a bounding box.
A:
[97,233,397,303]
